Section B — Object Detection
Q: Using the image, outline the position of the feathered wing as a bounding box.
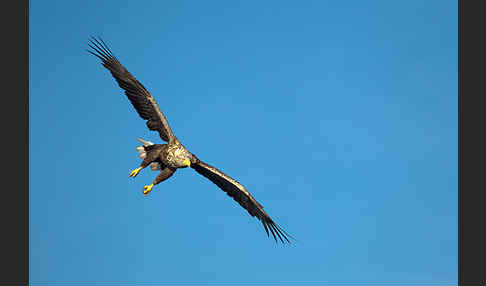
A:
[191,158,291,243]
[87,37,175,143]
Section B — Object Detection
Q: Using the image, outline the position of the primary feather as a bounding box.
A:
[87,37,175,143]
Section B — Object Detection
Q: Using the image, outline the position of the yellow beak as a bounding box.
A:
[183,158,191,167]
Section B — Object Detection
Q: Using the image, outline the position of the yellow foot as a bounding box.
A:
[129,167,142,177]
[143,184,154,196]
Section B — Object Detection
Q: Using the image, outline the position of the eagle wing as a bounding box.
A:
[87,37,175,143]
[191,158,291,243]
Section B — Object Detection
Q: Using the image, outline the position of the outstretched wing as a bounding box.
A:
[87,36,175,143]
[191,158,291,243]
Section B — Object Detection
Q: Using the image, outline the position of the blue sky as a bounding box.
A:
[30,0,457,285]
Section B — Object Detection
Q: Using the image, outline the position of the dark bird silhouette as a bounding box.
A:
[87,36,292,243]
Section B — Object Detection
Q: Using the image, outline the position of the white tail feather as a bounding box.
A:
[137,137,154,146]
[136,137,154,159]
[136,146,146,159]
[136,138,161,170]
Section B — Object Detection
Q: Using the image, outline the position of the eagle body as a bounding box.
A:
[88,37,291,243]
[164,141,195,169]
[136,139,194,171]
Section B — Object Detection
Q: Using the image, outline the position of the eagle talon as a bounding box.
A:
[129,167,142,177]
[143,184,154,196]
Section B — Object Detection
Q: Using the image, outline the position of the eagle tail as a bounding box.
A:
[136,137,155,146]
[135,138,162,171]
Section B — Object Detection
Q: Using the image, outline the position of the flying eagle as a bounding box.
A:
[87,37,291,243]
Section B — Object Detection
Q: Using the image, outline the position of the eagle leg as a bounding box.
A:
[143,167,176,196]
[129,153,158,178]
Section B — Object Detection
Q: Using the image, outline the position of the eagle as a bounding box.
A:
[87,36,291,244]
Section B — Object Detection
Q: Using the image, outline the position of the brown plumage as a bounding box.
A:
[87,37,174,143]
[88,36,292,244]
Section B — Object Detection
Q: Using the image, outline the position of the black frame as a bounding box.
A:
[459,0,486,285]
[4,0,29,285]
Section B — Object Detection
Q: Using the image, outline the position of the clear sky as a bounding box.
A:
[30,0,457,285]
